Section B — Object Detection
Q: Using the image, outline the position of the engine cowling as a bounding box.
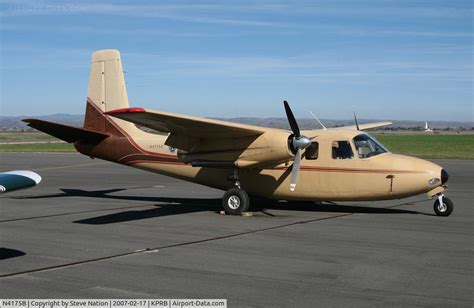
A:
[178,130,295,168]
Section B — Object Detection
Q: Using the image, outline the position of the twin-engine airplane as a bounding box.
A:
[24,50,453,216]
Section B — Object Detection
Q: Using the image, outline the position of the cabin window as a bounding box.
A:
[353,134,388,158]
[305,142,319,160]
[332,141,354,159]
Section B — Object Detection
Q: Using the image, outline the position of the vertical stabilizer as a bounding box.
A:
[84,49,139,134]
[88,49,129,112]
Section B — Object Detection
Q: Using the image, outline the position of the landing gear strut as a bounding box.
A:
[433,194,453,217]
[222,169,250,215]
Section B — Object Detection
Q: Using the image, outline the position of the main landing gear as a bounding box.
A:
[222,169,250,215]
[433,194,454,217]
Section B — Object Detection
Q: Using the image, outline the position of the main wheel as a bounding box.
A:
[433,196,453,217]
[222,187,250,215]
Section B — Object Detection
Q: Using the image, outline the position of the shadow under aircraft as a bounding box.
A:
[14,187,430,225]
[0,248,26,260]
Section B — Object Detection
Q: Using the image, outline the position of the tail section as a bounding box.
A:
[84,49,142,136]
[24,49,170,165]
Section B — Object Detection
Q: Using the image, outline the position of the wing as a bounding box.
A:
[106,107,302,168]
[105,107,267,151]
[336,121,392,131]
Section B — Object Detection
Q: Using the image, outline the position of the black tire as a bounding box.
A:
[433,196,453,217]
[222,187,250,215]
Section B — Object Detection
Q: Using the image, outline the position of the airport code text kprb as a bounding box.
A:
[0,300,227,308]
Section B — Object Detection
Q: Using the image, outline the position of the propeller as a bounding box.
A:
[283,100,312,191]
[284,100,300,138]
[353,111,360,130]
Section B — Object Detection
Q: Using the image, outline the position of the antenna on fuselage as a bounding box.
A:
[353,111,360,130]
[309,110,327,130]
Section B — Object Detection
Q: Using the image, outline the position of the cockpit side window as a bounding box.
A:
[305,142,319,160]
[353,134,388,158]
[332,141,354,159]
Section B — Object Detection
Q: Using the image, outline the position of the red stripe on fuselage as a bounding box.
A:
[274,166,425,174]
[126,160,188,166]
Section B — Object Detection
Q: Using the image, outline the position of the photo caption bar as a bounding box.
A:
[0,299,227,308]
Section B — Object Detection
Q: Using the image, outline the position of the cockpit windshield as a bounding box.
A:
[353,134,389,158]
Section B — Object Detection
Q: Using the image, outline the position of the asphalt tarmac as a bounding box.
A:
[0,153,472,307]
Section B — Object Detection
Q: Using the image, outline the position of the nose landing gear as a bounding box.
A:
[433,194,453,217]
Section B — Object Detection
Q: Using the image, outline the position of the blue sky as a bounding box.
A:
[0,0,472,121]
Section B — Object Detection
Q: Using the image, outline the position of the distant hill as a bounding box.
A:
[0,114,84,131]
[1,114,473,131]
[213,117,474,130]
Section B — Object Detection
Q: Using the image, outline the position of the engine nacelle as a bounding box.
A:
[178,130,295,168]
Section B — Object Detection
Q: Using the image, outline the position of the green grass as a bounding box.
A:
[374,134,474,160]
[0,132,58,142]
[1,132,473,159]
[0,143,75,152]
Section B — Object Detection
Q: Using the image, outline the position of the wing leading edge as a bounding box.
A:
[335,121,393,131]
[105,108,266,138]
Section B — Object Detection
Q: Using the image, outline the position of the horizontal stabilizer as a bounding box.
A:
[23,119,110,143]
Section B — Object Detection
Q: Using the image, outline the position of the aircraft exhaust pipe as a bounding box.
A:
[0,171,41,193]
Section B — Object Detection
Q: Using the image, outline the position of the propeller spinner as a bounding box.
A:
[283,101,312,191]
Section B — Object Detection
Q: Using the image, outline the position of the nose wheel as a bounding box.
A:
[433,195,453,217]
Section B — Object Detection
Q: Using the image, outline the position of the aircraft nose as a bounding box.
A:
[441,169,449,184]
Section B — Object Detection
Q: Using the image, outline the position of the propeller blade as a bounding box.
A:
[290,148,302,191]
[284,100,300,138]
[353,111,360,130]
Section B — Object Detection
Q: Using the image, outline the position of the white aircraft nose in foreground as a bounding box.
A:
[0,170,41,193]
